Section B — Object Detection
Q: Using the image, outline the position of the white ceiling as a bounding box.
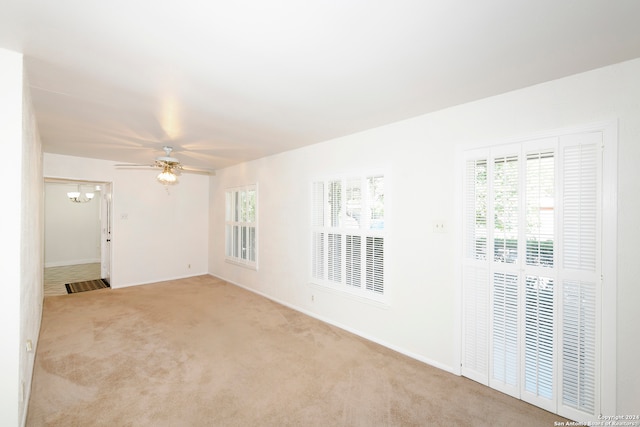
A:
[2,0,640,171]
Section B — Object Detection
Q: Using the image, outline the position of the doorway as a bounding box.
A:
[43,178,112,296]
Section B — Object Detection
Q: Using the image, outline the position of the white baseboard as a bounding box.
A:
[110,272,209,289]
[210,273,457,376]
[44,258,100,268]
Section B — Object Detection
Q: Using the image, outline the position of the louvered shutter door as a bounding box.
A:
[558,133,601,419]
[521,147,556,412]
[462,265,489,383]
[525,151,555,268]
[524,275,555,403]
[491,271,519,392]
[462,156,490,384]
[462,132,605,419]
[490,153,520,396]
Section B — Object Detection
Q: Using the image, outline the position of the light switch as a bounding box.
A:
[433,221,447,233]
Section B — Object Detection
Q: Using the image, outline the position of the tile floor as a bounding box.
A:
[44,263,102,297]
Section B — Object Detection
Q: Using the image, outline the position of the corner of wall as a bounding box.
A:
[19,61,45,427]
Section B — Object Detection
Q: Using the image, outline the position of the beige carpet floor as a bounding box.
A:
[27,275,566,426]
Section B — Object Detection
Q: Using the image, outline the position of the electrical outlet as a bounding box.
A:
[311,295,315,302]
[26,340,33,352]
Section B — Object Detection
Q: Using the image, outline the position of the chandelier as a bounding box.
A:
[67,185,95,203]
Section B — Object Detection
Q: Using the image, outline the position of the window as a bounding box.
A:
[311,175,385,300]
[225,185,257,269]
[462,130,614,421]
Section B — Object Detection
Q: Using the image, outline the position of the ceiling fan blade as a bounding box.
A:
[181,165,216,176]
[114,163,158,167]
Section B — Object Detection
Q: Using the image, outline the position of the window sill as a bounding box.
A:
[225,258,258,271]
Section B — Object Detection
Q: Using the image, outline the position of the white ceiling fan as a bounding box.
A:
[115,146,215,185]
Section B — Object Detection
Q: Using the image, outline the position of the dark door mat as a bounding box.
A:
[65,279,111,294]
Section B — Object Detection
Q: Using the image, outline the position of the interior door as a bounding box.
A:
[100,183,112,283]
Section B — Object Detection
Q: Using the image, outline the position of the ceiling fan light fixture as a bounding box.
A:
[157,166,177,185]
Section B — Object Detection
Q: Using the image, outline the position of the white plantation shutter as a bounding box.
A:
[345,178,361,229]
[311,175,385,300]
[312,232,325,280]
[490,151,520,396]
[461,265,489,384]
[462,129,607,420]
[561,141,598,271]
[558,133,601,419]
[521,146,556,411]
[225,185,258,268]
[312,181,325,228]
[562,280,596,414]
[365,236,384,293]
[328,234,342,282]
[367,176,385,228]
[345,179,363,287]
[327,181,343,282]
[524,276,555,403]
[346,235,361,287]
[330,180,341,227]
[491,272,519,392]
[312,182,325,280]
[493,155,519,264]
[526,151,555,267]
[462,156,490,384]
[465,158,488,260]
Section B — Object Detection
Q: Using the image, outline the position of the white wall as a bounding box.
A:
[43,154,209,288]
[44,182,101,267]
[209,58,640,414]
[19,64,44,427]
[0,45,23,427]
[0,48,44,427]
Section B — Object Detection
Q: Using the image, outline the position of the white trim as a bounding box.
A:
[224,184,258,270]
[453,144,465,376]
[216,274,457,375]
[456,119,619,153]
[307,282,390,309]
[224,258,258,271]
[309,172,388,304]
[44,258,101,268]
[599,120,617,417]
[110,272,209,289]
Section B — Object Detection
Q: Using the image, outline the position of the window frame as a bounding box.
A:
[310,173,387,303]
[225,184,258,270]
[459,121,617,422]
